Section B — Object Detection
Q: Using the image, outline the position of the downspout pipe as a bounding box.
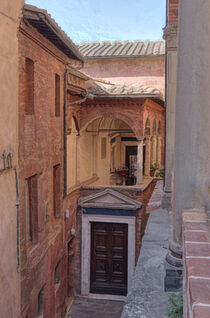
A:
[14,166,20,267]
[63,70,67,197]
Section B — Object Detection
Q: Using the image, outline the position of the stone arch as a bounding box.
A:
[80,113,138,138]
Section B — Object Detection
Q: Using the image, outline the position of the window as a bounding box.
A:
[25,57,34,114]
[54,260,61,284]
[26,174,38,244]
[38,285,45,317]
[55,74,60,116]
[53,164,61,217]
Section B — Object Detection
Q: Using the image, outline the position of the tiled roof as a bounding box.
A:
[78,41,165,59]
[23,4,84,61]
[87,82,163,100]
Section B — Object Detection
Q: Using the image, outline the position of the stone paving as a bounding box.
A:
[67,297,124,318]
[121,180,171,318]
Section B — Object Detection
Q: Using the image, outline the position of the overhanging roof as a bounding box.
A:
[23,4,84,62]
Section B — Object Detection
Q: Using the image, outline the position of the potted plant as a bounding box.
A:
[150,163,158,177]
[155,167,165,178]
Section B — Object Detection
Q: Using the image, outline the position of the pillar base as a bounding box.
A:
[162,190,172,210]
[164,242,183,292]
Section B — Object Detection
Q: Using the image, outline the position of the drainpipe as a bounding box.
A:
[14,166,20,267]
[63,70,67,198]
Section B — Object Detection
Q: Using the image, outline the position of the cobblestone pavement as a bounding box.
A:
[67,297,124,318]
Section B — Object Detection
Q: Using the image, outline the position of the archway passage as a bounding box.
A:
[66,116,145,189]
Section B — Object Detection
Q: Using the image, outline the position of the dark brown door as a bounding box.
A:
[90,222,128,296]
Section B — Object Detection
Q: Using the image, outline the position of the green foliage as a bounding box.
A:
[167,292,183,318]
[159,167,165,178]
[154,167,164,178]
[150,163,158,171]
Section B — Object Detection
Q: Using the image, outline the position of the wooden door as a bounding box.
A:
[90,222,128,296]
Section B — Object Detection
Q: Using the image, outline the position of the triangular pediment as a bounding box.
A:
[78,189,142,210]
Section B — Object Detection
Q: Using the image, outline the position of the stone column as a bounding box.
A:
[157,136,162,167]
[162,24,178,209]
[144,137,151,177]
[165,0,210,292]
[151,136,157,165]
[136,140,143,185]
[173,0,210,248]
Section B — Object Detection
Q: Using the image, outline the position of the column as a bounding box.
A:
[136,140,143,185]
[173,0,210,248]
[157,136,162,167]
[162,24,178,209]
[151,136,157,165]
[144,137,151,177]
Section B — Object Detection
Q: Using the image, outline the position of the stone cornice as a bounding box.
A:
[163,25,178,49]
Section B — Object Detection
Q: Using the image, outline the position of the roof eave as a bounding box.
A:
[23,4,85,62]
[84,54,165,60]
[91,94,164,100]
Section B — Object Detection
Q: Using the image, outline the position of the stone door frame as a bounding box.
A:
[81,213,136,298]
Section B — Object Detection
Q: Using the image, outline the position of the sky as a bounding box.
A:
[25,0,166,43]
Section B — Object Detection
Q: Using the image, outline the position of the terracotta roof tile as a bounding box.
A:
[87,82,163,100]
[78,40,165,59]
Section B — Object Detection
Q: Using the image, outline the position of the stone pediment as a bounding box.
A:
[78,189,142,210]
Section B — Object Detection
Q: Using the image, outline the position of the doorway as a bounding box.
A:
[125,146,137,185]
[90,222,128,296]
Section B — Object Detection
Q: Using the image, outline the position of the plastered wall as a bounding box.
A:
[0,1,24,317]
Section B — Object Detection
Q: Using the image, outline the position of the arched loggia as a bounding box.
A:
[66,116,145,190]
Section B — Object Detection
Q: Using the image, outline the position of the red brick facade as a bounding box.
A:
[80,97,164,154]
[167,0,179,25]
[18,20,81,318]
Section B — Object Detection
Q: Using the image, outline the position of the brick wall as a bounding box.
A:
[18,20,80,318]
[182,210,210,318]
[168,0,179,25]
